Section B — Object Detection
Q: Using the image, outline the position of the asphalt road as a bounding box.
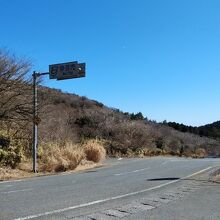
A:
[0,157,220,220]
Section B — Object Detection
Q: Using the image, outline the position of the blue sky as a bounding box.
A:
[0,0,219,126]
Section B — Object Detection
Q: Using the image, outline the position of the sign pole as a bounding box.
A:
[33,71,38,173]
[31,61,85,173]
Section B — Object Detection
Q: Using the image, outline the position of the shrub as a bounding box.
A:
[0,149,21,168]
[195,148,207,158]
[0,135,10,149]
[83,139,106,163]
[155,137,164,150]
[148,148,163,156]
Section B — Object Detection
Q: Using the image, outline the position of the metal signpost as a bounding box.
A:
[32,61,85,173]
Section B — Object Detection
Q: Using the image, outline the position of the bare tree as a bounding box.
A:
[0,49,32,137]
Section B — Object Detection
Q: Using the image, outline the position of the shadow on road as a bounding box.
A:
[84,170,98,173]
[146,177,220,185]
[147,177,180,181]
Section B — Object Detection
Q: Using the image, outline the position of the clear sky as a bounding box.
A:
[0,0,219,126]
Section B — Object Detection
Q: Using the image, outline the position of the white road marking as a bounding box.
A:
[160,159,186,165]
[114,168,150,176]
[110,159,143,166]
[182,167,212,179]
[169,159,186,162]
[1,188,32,194]
[0,179,22,184]
[14,166,212,220]
[3,184,13,188]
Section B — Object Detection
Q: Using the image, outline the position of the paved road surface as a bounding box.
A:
[0,157,220,220]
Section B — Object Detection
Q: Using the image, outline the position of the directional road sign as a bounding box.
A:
[49,61,86,80]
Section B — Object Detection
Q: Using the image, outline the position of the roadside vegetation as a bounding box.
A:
[39,139,106,172]
[0,49,220,180]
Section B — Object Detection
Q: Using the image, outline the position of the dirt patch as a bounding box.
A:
[0,160,103,181]
[0,167,34,181]
[213,174,220,183]
[209,167,220,183]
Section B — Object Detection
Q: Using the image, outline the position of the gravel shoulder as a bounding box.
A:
[126,182,220,220]
[124,167,220,220]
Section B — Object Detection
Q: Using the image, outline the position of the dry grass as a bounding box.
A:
[0,161,102,181]
[83,139,106,163]
[39,142,85,172]
[0,139,107,180]
[39,140,106,172]
[0,167,33,181]
[191,148,208,158]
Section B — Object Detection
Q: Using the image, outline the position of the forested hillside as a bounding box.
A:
[166,121,220,139]
[37,87,220,158]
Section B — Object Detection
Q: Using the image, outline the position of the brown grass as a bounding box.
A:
[0,167,33,181]
[0,140,107,180]
[39,142,85,172]
[83,139,106,163]
[193,148,208,158]
[39,140,106,172]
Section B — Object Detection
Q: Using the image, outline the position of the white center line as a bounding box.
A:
[0,179,22,184]
[13,166,213,220]
[114,167,150,176]
[1,188,32,194]
[3,184,13,188]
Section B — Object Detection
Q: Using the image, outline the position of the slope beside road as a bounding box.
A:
[0,157,220,220]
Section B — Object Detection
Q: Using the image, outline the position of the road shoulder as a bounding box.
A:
[125,168,220,220]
